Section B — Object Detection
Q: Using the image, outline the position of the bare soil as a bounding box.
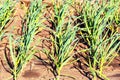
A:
[0,0,120,80]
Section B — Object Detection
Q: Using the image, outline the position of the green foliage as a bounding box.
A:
[77,0,120,79]
[43,2,78,80]
[1,0,120,80]
[5,0,45,80]
[0,0,14,40]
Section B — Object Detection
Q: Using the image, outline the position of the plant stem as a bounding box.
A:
[13,73,17,80]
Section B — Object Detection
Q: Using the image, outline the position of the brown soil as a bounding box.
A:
[1,54,120,80]
[0,0,120,80]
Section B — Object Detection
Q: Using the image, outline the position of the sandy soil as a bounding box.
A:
[0,0,120,80]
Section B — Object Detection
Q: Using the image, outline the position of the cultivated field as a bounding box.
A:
[0,0,120,80]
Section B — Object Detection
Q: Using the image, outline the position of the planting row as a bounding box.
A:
[0,0,120,80]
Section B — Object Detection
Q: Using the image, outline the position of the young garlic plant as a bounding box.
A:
[43,1,78,80]
[4,0,45,80]
[77,0,120,80]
